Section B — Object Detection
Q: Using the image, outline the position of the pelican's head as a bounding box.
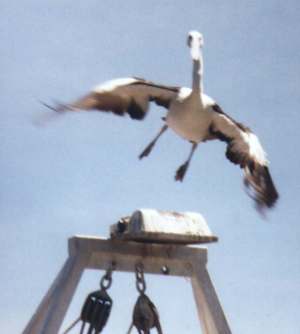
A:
[187,30,204,60]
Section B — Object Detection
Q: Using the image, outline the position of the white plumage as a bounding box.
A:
[166,90,215,143]
[93,77,138,93]
[42,30,278,212]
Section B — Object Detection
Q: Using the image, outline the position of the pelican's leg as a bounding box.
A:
[139,124,168,159]
[175,142,198,182]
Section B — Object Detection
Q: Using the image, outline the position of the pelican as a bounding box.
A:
[43,30,279,211]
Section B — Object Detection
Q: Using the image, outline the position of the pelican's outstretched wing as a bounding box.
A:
[44,77,180,120]
[210,104,279,211]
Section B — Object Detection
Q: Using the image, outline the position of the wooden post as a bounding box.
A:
[23,253,88,334]
[23,236,231,334]
[191,267,231,334]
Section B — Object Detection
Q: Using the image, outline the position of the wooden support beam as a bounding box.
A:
[69,235,207,277]
[191,267,231,334]
[23,253,88,334]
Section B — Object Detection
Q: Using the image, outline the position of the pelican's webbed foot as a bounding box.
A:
[139,142,155,159]
[175,162,190,182]
[174,142,198,182]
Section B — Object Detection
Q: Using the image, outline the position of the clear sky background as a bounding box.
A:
[1,0,300,333]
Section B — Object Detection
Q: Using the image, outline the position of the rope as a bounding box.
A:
[61,316,81,334]
[126,322,134,334]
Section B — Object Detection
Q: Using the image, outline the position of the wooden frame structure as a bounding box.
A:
[23,235,232,334]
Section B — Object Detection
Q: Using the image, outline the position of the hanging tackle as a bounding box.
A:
[127,264,163,334]
[62,263,115,334]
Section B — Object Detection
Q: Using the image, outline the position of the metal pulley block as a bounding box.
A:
[61,264,114,334]
[79,287,112,334]
[128,264,163,334]
[131,294,163,334]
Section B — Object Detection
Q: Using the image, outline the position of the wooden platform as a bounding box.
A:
[110,209,218,244]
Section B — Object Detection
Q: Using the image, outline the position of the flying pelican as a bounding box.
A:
[43,30,279,211]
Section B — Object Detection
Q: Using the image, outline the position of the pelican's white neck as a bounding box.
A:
[190,41,203,93]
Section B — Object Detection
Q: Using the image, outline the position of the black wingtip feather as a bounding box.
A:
[244,164,279,211]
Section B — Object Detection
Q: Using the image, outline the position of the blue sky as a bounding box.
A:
[1,0,300,333]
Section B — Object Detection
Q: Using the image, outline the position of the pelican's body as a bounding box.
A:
[42,30,279,212]
[166,88,214,143]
